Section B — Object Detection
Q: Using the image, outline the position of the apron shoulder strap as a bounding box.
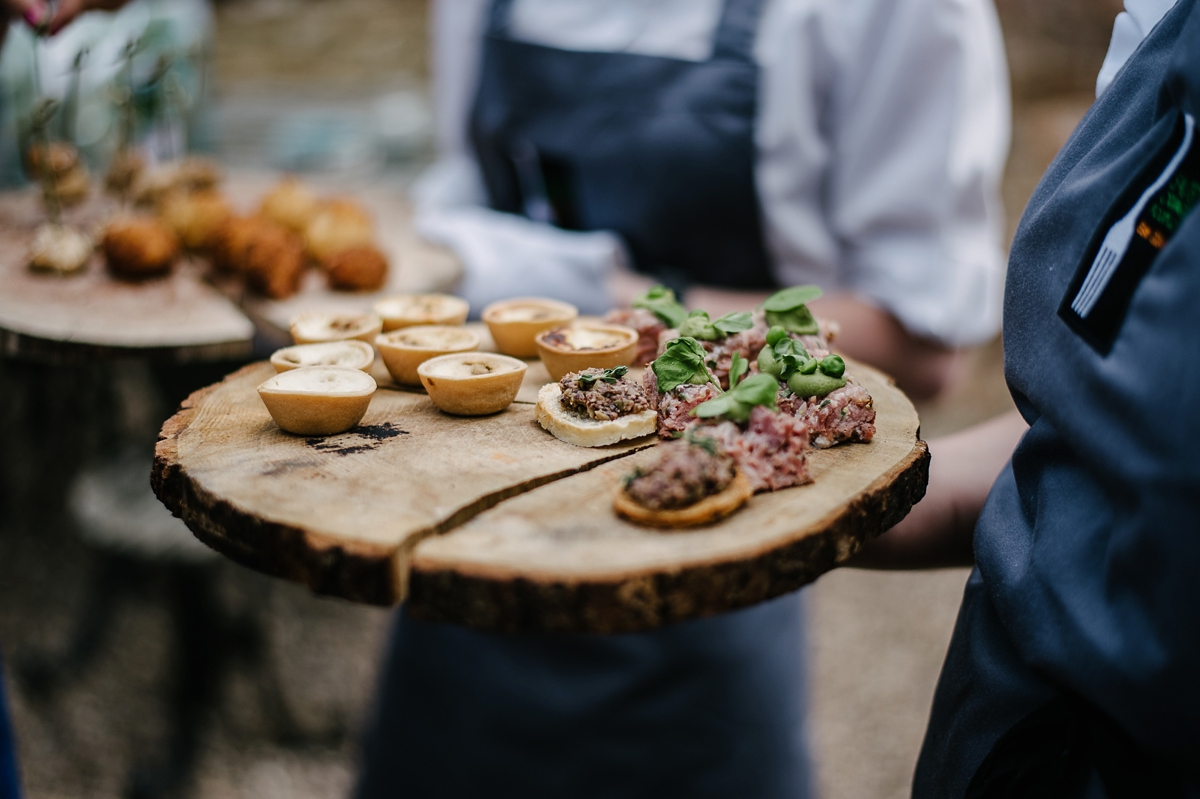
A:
[711,0,768,62]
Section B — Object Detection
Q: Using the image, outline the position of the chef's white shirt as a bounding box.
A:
[415,0,1011,347]
[1096,0,1180,96]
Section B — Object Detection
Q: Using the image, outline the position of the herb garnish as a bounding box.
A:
[577,366,629,389]
[632,285,689,329]
[759,285,822,335]
[757,325,811,380]
[682,427,720,455]
[729,352,749,389]
[652,337,719,393]
[787,354,848,398]
[693,373,779,423]
[678,310,754,341]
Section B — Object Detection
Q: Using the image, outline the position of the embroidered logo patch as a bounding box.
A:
[1060,112,1200,353]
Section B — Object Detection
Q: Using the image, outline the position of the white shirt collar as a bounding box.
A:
[1096,0,1180,97]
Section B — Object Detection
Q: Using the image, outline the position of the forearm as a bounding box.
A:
[849,410,1028,570]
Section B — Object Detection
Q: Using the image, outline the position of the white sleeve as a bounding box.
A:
[757,0,1011,347]
[417,0,624,316]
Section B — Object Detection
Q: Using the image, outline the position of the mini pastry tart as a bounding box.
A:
[269,340,375,373]
[257,366,377,436]
[615,472,752,529]
[289,311,383,345]
[535,323,638,381]
[535,382,656,447]
[417,352,527,416]
[376,325,481,385]
[374,293,470,331]
[482,298,578,358]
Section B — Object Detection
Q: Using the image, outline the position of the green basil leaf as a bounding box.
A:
[765,306,819,336]
[729,352,748,389]
[632,285,689,329]
[712,311,754,336]
[652,337,716,392]
[679,310,719,340]
[693,373,778,421]
[761,285,824,312]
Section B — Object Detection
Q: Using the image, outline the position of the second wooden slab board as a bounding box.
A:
[154,359,927,632]
[0,190,254,363]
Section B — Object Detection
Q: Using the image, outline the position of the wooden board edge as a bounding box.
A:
[404,440,930,634]
[152,363,401,605]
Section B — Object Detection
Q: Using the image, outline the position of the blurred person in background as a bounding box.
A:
[856,0,1200,795]
[356,0,1010,797]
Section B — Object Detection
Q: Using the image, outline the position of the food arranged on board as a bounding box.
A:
[21,150,394,299]
[257,285,879,530]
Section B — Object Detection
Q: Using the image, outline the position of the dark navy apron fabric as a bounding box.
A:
[0,652,21,799]
[468,0,776,290]
[914,2,1200,797]
[356,594,810,799]
[356,3,810,797]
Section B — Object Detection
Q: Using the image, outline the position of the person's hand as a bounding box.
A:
[48,0,130,35]
[847,410,1029,570]
[1,0,48,30]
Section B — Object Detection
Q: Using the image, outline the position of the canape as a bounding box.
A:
[289,311,383,345]
[269,340,376,373]
[375,293,470,331]
[535,322,638,381]
[417,352,527,416]
[376,325,481,386]
[482,298,577,358]
[257,366,377,436]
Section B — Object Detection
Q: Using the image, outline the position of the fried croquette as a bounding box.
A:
[244,225,306,300]
[49,164,90,207]
[260,176,318,234]
[102,217,180,279]
[304,198,374,264]
[28,223,93,275]
[27,144,90,207]
[160,190,233,251]
[325,245,389,292]
[105,150,145,196]
[132,157,223,209]
[212,215,266,274]
[25,142,79,179]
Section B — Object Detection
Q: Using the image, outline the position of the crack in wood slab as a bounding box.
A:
[407,443,928,633]
[152,363,655,605]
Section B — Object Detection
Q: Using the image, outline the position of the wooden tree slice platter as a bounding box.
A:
[154,356,928,633]
[0,189,254,363]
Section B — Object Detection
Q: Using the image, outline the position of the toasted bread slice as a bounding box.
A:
[614,471,752,528]
[536,383,657,447]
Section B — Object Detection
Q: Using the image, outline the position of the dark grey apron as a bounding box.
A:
[356,4,810,796]
[468,0,776,291]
